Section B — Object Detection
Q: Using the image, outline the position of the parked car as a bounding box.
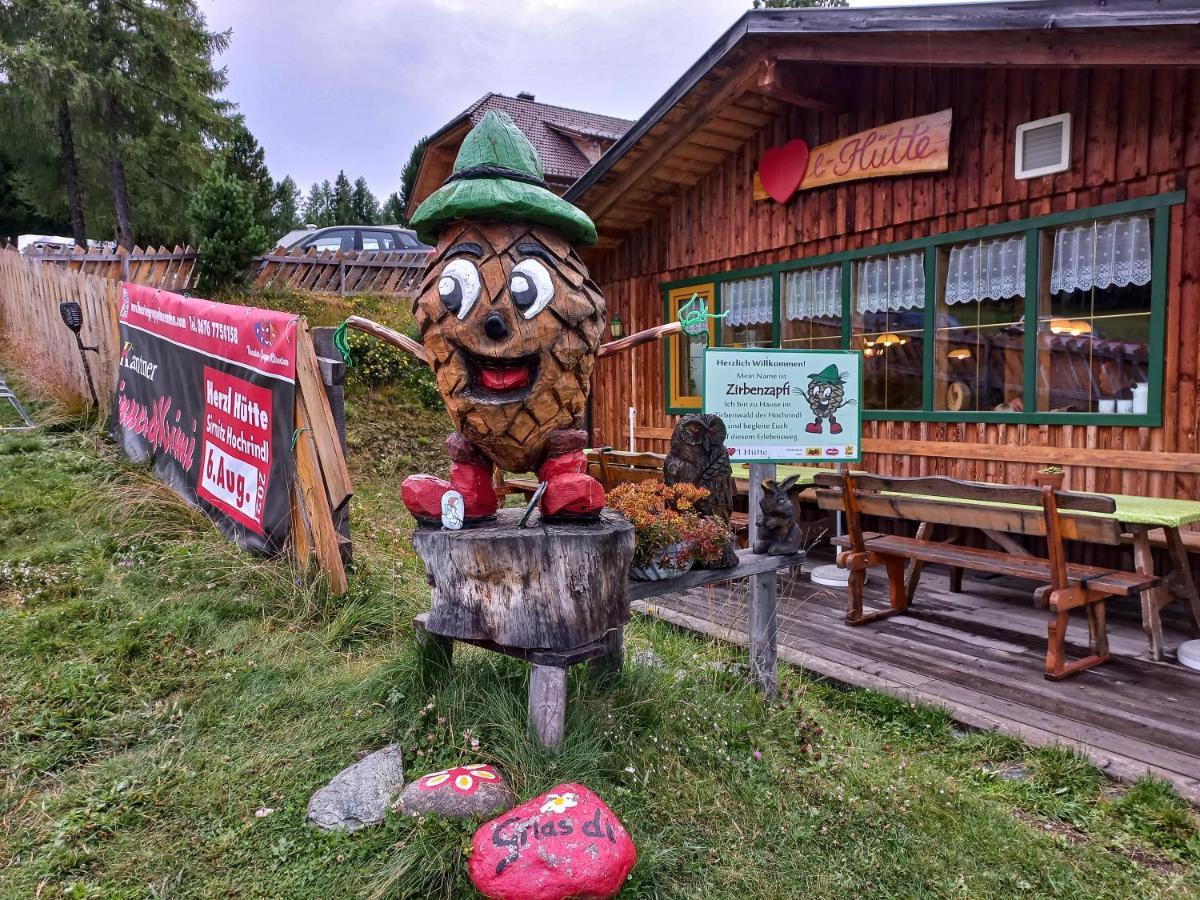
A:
[273,225,431,254]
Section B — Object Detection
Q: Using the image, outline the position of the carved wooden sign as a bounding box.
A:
[754,108,953,203]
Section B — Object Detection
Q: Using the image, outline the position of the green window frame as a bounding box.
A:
[662,191,1181,426]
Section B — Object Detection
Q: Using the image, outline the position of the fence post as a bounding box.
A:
[119,248,130,283]
[338,261,346,295]
[747,462,779,697]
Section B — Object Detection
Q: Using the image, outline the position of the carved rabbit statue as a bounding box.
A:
[753,474,803,556]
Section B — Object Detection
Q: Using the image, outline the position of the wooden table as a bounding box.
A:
[900,490,1200,661]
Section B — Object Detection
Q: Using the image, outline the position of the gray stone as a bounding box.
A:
[394,764,516,821]
[307,745,405,833]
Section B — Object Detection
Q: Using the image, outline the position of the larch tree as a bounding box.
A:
[0,1,92,246]
[88,0,232,249]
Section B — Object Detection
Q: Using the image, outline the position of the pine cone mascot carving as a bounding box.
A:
[663,414,739,569]
[400,110,608,524]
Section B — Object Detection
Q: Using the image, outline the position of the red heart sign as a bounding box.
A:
[758,139,810,204]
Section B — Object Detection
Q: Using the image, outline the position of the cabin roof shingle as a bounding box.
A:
[441,93,633,186]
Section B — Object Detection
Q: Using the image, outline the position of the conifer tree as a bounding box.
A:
[332,170,353,223]
[224,119,274,235]
[272,176,302,236]
[350,176,378,224]
[190,159,266,293]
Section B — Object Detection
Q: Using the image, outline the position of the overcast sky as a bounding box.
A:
[195,0,984,199]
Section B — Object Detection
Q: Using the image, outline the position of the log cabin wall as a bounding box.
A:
[586,64,1200,504]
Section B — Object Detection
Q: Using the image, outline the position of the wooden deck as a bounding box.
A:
[634,555,1200,803]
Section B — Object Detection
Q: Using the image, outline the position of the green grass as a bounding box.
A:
[2,386,1200,896]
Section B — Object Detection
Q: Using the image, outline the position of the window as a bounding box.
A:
[361,230,398,251]
[660,193,1176,424]
[1036,215,1153,414]
[782,265,842,350]
[852,252,925,410]
[935,236,1026,412]
[304,228,354,252]
[665,283,716,412]
[721,275,773,347]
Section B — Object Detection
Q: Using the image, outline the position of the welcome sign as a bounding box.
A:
[703,348,863,464]
[755,108,952,203]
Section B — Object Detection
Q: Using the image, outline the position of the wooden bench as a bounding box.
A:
[813,471,1160,681]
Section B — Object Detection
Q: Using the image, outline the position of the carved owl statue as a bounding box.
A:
[664,413,738,568]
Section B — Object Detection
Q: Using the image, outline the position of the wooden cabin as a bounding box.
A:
[409,93,633,214]
[569,1,1200,506]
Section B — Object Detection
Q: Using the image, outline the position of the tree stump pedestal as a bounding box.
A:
[411,509,635,750]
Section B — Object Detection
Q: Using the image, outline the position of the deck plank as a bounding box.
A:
[632,557,1200,803]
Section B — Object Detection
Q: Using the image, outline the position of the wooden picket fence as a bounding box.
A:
[0,246,350,593]
[0,248,122,416]
[21,245,199,292]
[250,247,430,297]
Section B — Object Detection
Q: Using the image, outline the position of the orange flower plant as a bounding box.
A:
[608,481,733,568]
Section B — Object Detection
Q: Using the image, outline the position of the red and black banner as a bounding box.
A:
[110,283,299,554]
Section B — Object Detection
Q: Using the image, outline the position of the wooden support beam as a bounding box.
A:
[586,56,763,221]
[752,58,845,114]
[770,29,1200,68]
[528,665,568,750]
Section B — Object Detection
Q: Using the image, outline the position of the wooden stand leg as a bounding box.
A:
[1044,590,1111,681]
[587,627,624,681]
[528,665,567,750]
[1131,529,1166,660]
[749,570,778,698]
[1163,526,1200,637]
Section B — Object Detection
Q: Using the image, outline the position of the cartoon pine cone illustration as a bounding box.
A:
[400,110,610,524]
[804,364,855,435]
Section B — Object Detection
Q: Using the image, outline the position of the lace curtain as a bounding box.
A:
[723,275,773,327]
[1050,215,1152,294]
[944,236,1026,305]
[784,265,841,321]
[856,252,925,313]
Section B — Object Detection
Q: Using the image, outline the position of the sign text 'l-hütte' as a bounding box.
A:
[755,108,952,203]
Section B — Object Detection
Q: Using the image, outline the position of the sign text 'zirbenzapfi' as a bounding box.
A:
[755,108,952,203]
[110,283,298,553]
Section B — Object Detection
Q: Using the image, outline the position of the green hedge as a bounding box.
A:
[343,329,442,409]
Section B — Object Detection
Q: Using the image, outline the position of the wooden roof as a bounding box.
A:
[566,0,1200,249]
[408,93,633,214]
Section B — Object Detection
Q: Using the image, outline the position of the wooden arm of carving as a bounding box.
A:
[344,315,427,364]
[598,321,682,358]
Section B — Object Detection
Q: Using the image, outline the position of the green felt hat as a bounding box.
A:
[808,364,846,385]
[410,110,597,247]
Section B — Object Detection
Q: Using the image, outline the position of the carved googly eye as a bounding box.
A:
[510,259,554,319]
[438,259,481,319]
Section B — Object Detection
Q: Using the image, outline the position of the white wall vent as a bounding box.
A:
[1015,113,1071,180]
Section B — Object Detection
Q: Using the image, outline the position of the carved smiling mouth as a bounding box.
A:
[456,345,540,403]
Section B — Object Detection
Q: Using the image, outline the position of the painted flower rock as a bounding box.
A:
[394,763,516,820]
[469,783,636,900]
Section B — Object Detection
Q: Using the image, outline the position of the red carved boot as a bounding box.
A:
[401,434,498,526]
[538,430,605,519]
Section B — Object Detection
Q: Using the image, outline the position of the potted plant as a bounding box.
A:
[1036,464,1065,491]
[608,481,733,581]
